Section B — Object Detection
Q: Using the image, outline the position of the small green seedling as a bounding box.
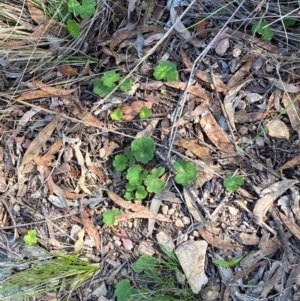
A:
[120,78,133,92]
[102,208,120,226]
[24,229,38,245]
[212,256,244,268]
[252,20,273,41]
[173,159,197,186]
[115,279,146,301]
[110,108,123,121]
[93,71,133,97]
[113,137,197,200]
[131,137,155,164]
[154,61,178,81]
[283,18,296,27]
[139,106,152,119]
[224,173,244,192]
[144,167,166,194]
[48,0,96,38]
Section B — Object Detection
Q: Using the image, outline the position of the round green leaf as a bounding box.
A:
[120,78,133,92]
[173,159,197,186]
[139,106,152,119]
[67,19,80,38]
[131,137,155,164]
[113,154,128,171]
[110,108,123,121]
[252,20,273,41]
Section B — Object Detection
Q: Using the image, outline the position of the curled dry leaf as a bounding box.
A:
[173,139,211,163]
[165,82,207,99]
[253,179,298,223]
[106,189,171,223]
[27,0,45,23]
[22,114,61,166]
[57,65,78,76]
[72,142,93,195]
[74,229,85,253]
[15,90,56,102]
[32,80,77,96]
[81,208,100,252]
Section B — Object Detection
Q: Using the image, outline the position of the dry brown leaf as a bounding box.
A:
[57,65,78,76]
[4,18,56,47]
[267,119,290,139]
[80,111,105,127]
[173,139,211,163]
[74,229,85,252]
[40,138,63,163]
[276,209,300,241]
[15,90,55,102]
[106,189,171,223]
[253,179,299,222]
[276,154,300,171]
[198,225,242,250]
[200,112,236,154]
[196,71,227,92]
[81,209,100,251]
[32,80,77,96]
[86,152,105,182]
[63,191,87,200]
[72,142,93,195]
[234,110,266,123]
[22,114,61,166]
[282,92,300,140]
[27,0,45,23]
[183,187,207,223]
[165,82,207,99]
[179,47,193,69]
[196,19,210,38]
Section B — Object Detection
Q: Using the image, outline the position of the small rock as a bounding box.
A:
[114,240,122,247]
[200,284,220,301]
[156,231,175,252]
[138,241,155,256]
[245,93,263,103]
[162,205,169,215]
[175,219,184,228]
[192,230,199,238]
[267,119,290,139]
[215,38,230,56]
[228,206,238,216]
[182,216,191,225]
[92,282,107,298]
[168,208,175,215]
[175,240,208,293]
[232,48,242,57]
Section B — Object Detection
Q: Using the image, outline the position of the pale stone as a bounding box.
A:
[175,240,208,293]
[156,231,175,252]
[175,219,184,228]
[215,38,229,56]
[92,282,107,298]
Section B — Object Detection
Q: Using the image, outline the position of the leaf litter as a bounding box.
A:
[1,0,300,300]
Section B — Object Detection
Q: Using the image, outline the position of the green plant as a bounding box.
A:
[93,71,133,97]
[223,173,244,192]
[115,252,195,301]
[252,20,273,41]
[139,106,152,119]
[0,251,98,300]
[102,208,121,226]
[153,61,178,81]
[47,0,96,38]
[110,108,123,121]
[173,159,197,186]
[112,137,197,200]
[24,229,38,245]
[212,255,244,268]
[283,18,296,27]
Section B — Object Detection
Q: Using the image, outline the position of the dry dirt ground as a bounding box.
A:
[1,0,300,300]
